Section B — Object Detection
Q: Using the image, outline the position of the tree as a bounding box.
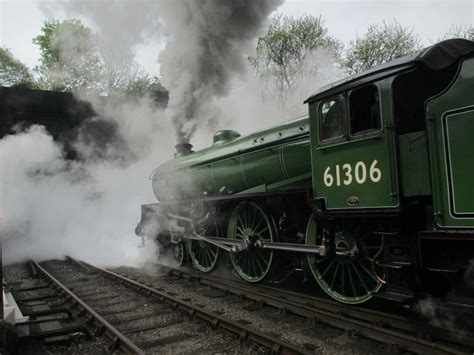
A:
[32,19,155,97]
[99,45,152,96]
[250,15,341,114]
[33,19,104,93]
[125,75,165,98]
[0,47,38,88]
[342,21,421,75]
[440,25,474,41]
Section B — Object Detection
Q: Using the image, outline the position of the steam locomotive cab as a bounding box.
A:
[136,39,474,305]
[305,39,474,302]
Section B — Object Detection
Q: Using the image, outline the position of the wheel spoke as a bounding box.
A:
[245,207,253,230]
[250,253,259,277]
[358,261,380,284]
[237,216,246,230]
[351,263,369,294]
[202,248,208,266]
[254,252,266,273]
[320,259,336,279]
[347,264,358,297]
[315,256,331,264]
[256,250,270,267]
[341,263,345,295]
[256,225,269,238]
[330,261,341,288]
[249,206,258,230]
[252,218,264,235]
[241,208,249,229]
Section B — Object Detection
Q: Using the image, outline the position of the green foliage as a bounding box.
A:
[440,25,474,41]
[342,21,421,75]
[0,47,38,88]
[32,19,158,97]
[250,14,341,111]
[33,19,104,93]
[125,75,164,97]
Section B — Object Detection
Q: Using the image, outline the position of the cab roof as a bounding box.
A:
[304,38,474,104]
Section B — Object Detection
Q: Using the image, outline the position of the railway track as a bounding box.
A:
[109,262,474,355]
[168,267,474,353]
[31,261,144,354]
[34,259,313,354]
[3,262,113,354]
[13,258,472,354]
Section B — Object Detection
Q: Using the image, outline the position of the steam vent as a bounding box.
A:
[174,142,194,156]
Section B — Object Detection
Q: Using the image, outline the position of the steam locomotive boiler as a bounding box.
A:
[136,39,474,305]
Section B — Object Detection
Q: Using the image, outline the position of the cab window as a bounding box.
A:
[349,85,381,135]
[319,97,345,142]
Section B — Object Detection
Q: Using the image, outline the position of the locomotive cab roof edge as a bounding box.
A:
[304,38,474,104]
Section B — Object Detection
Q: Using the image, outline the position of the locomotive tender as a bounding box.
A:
[136,39,474,304]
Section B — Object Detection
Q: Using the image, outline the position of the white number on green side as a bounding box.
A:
[342,163,352,185]
[324,166,334,187]
[355,161,367,184]
[370,160,382,182]
[323,160,381,187]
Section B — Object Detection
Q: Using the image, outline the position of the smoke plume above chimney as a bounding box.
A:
[158,0,284,143]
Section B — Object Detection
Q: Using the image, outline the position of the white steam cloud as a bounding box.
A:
[0,95,175,266]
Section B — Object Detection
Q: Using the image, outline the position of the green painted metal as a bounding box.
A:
[228,201,274,282]
[426,57,474,228]
[151,116,311,201]
[308,81,399,210]
[189,221,219,272]
[171,242,185,267]
[305,216,382,304]
[189,241,219,272]
[213,130,241,145]
[398,132,431,197]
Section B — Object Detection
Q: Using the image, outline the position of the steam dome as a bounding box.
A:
[212,130,241,145]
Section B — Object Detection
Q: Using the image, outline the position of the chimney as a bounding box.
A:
[174,142,193,157]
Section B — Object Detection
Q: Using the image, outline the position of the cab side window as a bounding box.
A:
[349,85,381,135]
[319,97,345,142]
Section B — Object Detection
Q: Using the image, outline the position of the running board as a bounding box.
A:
[378,261,413,269]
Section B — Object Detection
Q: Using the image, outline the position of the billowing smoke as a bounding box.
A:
[158,0,284,143]
[0,95,174,265]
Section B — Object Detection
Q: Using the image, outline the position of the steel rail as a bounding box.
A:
[161,266,473,354]
[75,259,309,355]
[32,261,145,355]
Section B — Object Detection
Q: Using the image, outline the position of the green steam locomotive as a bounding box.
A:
[136,39,474,304]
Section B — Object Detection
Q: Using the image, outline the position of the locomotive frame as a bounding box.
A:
[136,39,474,305]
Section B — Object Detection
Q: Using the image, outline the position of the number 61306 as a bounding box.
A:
[323,160,381,187]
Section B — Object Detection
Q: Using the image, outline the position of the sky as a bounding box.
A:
[0,0,472,76]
